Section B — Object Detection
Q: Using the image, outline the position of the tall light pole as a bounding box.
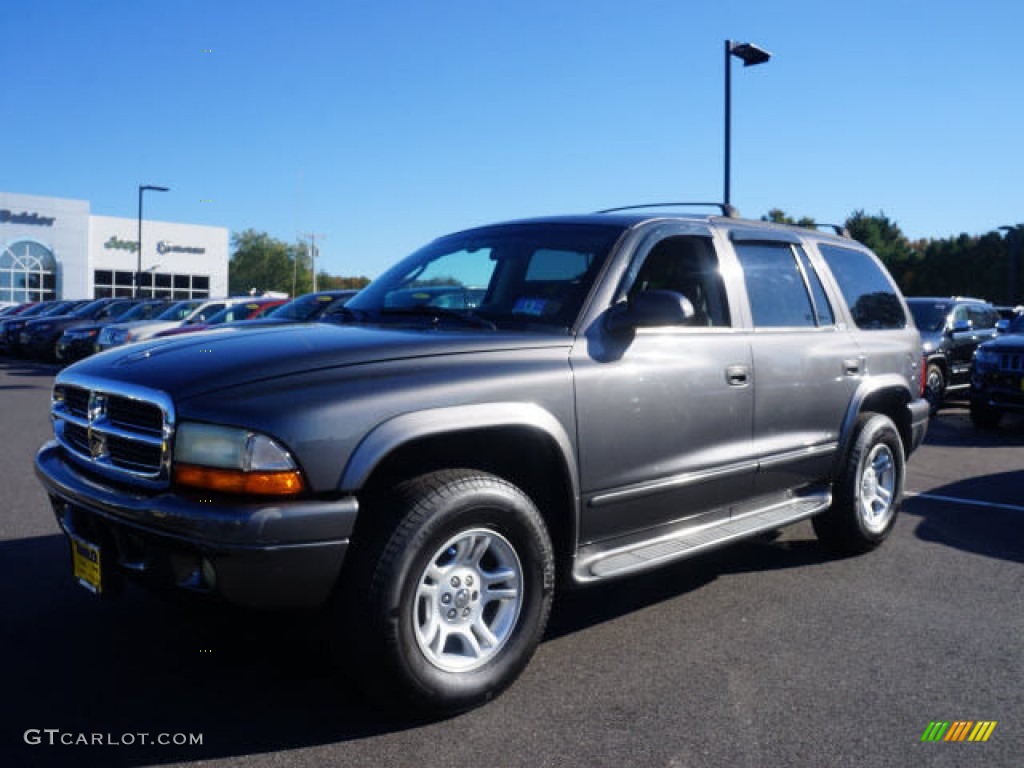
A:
[299,232,325,293]
[137,185,169,298]
[999,225,1021,305]
[724,40,772,207]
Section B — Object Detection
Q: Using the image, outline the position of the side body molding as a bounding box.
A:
[339,401,581,499]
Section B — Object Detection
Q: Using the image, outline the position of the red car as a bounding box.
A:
[153,299,288,338]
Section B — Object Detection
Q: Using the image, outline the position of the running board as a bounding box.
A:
[574,494,830,582]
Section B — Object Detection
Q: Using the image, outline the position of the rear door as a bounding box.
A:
[728,230,860,497]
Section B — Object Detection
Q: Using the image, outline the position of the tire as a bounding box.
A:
[341,469,555,714]
[924,363,945,413]
[814,413,905,555]
[969,399,1002,429]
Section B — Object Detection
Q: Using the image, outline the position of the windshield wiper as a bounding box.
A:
[379,306,497,330]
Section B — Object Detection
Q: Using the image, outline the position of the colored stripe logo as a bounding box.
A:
[921,721,997,742]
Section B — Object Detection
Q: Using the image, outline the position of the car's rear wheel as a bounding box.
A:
[340,469,554,714]
[814,413,905,555]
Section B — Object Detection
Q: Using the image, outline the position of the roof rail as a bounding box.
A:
[595,202,741,218]
[815,223,852,238]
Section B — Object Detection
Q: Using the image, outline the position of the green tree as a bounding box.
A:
[316,272,371,291]
[229,231,321,296]
[229,230,296,295]
[762,209,817,228]
[844,210,919,290]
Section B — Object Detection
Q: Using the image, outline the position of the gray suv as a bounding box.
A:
[35,207,929,713]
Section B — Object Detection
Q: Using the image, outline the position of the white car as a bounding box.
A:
[95,297,251,352]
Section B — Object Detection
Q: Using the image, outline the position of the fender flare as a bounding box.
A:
[339,401,581,505]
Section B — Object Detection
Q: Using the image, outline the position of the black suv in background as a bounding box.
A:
[906,297,1001,410]
[970,312,1024,427]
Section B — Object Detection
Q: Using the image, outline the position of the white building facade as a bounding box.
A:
[0,191,228,303]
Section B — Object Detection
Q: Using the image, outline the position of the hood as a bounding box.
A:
[980,333,1024,351]
[63,323,570,400]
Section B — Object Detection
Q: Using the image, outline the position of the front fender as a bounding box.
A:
[340,401,580,501]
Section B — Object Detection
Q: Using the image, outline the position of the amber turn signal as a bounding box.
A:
[174,463,306,496]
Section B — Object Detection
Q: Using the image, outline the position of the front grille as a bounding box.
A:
[51,375,175,489]
[996,352,1024,373]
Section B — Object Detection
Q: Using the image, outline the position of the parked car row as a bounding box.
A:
[905,296,1019,412]
[1,290,361,364]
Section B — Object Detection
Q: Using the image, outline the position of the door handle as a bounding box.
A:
[725,365,749,386]
[843,358,863,376]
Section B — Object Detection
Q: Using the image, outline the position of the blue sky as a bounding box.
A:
[4,0,1022,278]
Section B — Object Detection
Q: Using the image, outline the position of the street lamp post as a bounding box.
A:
[724,40,772,207]
[998,225,1021,306]
[136,185,169,298]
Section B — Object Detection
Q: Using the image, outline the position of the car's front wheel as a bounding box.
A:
[342,469,555,714]
[814,413,905,555]
[924,363,945,413]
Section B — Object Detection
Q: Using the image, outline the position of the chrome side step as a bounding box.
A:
[574,494,830,582]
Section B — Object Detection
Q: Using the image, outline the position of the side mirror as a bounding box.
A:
[605,290,695,334]
[996,319,1010,334]
[951,319,971,333]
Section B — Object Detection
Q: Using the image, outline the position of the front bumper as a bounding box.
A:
[56,336,98,363]
[971,371,1024,412]
[35,441,358,608]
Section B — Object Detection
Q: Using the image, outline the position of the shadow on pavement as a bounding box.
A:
[0,524,847,766]
[903,470,1024,565]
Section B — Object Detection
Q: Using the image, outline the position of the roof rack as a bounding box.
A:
[815,223,852,238]
[595,202,740,219]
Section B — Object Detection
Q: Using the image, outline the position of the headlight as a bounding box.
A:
[172,423,306,496]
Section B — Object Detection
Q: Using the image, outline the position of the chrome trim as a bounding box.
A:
[51,370,176,490]
[756,442,837,469]
[588,458,758,508]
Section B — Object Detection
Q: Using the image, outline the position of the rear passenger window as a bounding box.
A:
[734,242,819,328]
[818,244,906,330]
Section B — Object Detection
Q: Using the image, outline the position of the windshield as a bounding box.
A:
[206,302,268,324]
[1009,315,1024,334]
[155,300,201,321]
[344,222,624,332]
[70,299,110,318]
[266,293,348,321]
[908,301,949,333]
[119,301,167,321]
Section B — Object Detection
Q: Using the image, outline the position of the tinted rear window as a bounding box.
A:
[818,244,906,330]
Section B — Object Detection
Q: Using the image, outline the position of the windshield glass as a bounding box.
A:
[267,293,346,321]
[908,301,949,333]
[1009,314,1024,334]
[70,299,110,318]
[119,301,166,321]
[345,222,624,332]
[155,300,201,321]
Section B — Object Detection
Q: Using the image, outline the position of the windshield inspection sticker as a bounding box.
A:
[512,298,548,316]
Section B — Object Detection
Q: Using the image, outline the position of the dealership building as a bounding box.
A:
[0,191,228,303]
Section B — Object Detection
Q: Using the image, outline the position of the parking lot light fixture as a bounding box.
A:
[137,185,169,298]
[724,40,772,207]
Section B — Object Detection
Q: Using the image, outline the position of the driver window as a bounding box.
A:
[628,236,731,327]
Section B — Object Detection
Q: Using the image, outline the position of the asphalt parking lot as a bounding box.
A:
[0,357,1020,768]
